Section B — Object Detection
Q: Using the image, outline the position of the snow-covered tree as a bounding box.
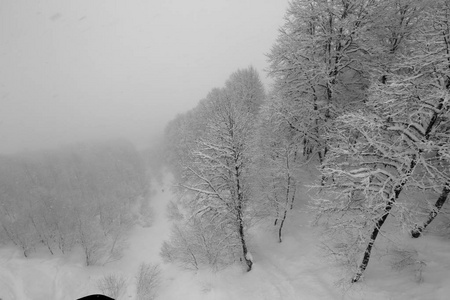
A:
[253,94,302,243]
[268,0,380,163]
[163,101,211,182]
[165,67,264,271]
[0,140,147,262]
[314,0,450,282]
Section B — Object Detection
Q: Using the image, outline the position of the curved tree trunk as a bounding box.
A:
[278,209,288,243]
[352,183,406,283]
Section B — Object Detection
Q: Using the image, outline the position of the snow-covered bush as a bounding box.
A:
[136,263,161,300]
[161,219,238,271]
[97,274,127,299]
[160,227,199,271]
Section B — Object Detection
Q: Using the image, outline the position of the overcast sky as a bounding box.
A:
[0,0,288,154]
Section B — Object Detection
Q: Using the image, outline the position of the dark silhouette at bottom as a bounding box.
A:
[77,295,114,300]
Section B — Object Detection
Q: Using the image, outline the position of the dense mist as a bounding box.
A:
[0,0,288,154]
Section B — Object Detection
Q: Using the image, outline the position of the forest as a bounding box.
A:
[163,0,450,283]
[0,0,449,298]
[0,139,148,265]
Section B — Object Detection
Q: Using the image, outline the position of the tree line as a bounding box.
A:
[163,0,450,282]
[0,139,148,265]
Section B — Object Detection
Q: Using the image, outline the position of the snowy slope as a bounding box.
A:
[0,176,174,300]
[1,173,450,300]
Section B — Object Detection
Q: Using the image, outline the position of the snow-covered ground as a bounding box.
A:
[1,174,450,299]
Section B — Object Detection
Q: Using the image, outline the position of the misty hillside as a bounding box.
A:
[1,0,450,299]
[1,164,449,299]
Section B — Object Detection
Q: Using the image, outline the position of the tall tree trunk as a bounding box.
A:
[238,210,252,271]
[279,172,291,243]
[411,183,450,238]
[319,146,329,186]
[290,151,298,210]
[290,184,296,210]
[29,215,54,255]
[278,209,288,243]
[352,135,422,282]
[274,193,279,226]
[235,163,252,271]
[352,189,398,283]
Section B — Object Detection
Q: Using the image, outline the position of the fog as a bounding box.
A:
[0,0,288,154]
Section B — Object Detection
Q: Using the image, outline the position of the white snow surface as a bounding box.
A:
[1,174,450,300]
